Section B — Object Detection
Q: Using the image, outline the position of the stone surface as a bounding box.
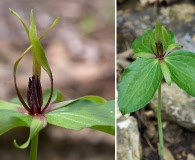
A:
[158,144,175,160]
[187,153,195,160]
[150,83,195,131]
[140,0,179,6]
[117,116,142,160]
[117,1,195,53]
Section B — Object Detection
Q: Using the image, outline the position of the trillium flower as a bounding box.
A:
[118,21,195,114]
[118,21,195,160]
[0,9,114,152]
[133,21,183,60]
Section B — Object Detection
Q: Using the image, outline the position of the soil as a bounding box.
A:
[132,107,195,160]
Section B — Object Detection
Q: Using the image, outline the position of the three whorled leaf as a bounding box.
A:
[118,22,195,115]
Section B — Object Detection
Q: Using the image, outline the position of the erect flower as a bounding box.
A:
[0,9,114,152]
[12,9,54,116]
[133,21,183,60]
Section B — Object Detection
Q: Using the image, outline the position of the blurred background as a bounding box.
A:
[0,0,115,159]
[117,0,195,160]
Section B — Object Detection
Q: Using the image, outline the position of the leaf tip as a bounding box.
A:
[166,80,172,86]
[119,107,127,116]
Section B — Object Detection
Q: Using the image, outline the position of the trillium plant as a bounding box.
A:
[0,9,115,160]
[118,22,195,160]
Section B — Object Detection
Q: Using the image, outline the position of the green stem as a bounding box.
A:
[30,133,39,160]
[157,84,164,160]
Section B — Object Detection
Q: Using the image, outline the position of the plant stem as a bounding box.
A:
[30,133,39,160]
[157,84,164,160]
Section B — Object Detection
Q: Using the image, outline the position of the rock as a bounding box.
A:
[150,83,195,131]
[157,144,175,160]
[117,116,142,160]
[117,0,128,4]
[187,153,195,160]
[139,0,157,6]
[178,33,195,52]
[140,0,179,6]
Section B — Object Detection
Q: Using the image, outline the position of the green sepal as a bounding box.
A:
[154,22,175,51]
[165,50,195,96]
[0,110,31,136]
[154,21,162,42]
[118,58,162,114]
[46,99,114,135]
[160,60,171,85]
[132,30,154,53]
[42,89,64,106]
[161,26,169,50]
[132,23,175,55]
[166,43,183,53]
[14,115,47,149]
[0,101,32,135]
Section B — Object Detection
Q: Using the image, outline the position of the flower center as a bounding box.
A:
[27,75,43,114]
[153,41,166,59]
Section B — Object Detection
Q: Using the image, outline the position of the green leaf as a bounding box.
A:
[14,115,47,149]
[160,60,171,85]
[165,50,195,96]
[0,100,32,135]
[118,58,162,114]
[46,100,115,135]
[0,100,22,110]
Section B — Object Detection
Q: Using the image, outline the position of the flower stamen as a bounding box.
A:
[27,75,43,114]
